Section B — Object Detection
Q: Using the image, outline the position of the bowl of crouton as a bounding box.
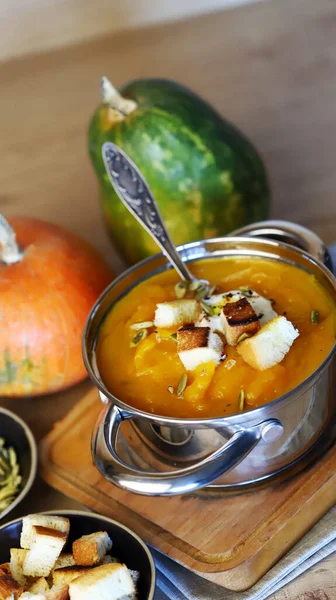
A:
[0,408,37,521]
[0,510,156,600]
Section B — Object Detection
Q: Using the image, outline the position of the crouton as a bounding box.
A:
[177,326,210,352]
[69,563,134,600]
[72,532,112,567]
[127,570,140,600]
[23,527,67,578]
[154,300,200,329]
[129,570,139,587]
[53,566,92,587]
[20,593,46,600]
[21,516,70,551]
[237,315,299,370]
[20,586,69,600]
[53,555,75,570]
[220,298,261,345]
[10,549,28,587]
[196,313,223,333]
[177,326,223,371]
[0,563,23,600]
[201,289,277,329]
[198,291,244,334]
[27,578,49,594]
[246,294,277,326]
[45,586,69,600]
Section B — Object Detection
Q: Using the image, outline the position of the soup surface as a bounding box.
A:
[96,258,335,418]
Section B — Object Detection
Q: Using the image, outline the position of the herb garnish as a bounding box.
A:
[176,373,188,397]
[238,389,245,411]
[130,321,153,330]
[237,333,250,343]
[130,329,148,347]
[0,439,21,514]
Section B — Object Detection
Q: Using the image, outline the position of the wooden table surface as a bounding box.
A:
[0,0,335,596]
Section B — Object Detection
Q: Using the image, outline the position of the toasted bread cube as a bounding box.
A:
[129,569,140,587]
[247,295,277,326]
[237,316,299,370]
[197,291,244,335]
[52,566,90,587]
[196,312,224,335]
[23,526,67,577]
[45,586,69,600]
[73,532,112,567]
[53,555,75,570]
[154,299,200,329]
[69,563,134,600]
[220,298,261,345]
[199,290,277,332]
[177,326,210,352]
[22,587,68,600]
[28,578,49,594]
[177,326,223,371]
[9,549,28,587]
[21,515,70,550]
[0,563,23,600]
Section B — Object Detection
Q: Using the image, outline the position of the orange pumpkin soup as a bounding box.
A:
[96,258,335,418]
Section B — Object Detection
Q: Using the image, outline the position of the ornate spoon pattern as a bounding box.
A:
[102,141,210,291]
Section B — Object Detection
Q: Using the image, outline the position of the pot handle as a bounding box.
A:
[230,220,333,271]
[91,404,284,496]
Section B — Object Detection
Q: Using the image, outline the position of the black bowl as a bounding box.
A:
[0,407,37,520]
[0,510,156,600]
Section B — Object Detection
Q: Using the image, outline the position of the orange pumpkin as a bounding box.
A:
[0,215,113,397]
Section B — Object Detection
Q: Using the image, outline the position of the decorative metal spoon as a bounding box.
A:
[102,142,209,291]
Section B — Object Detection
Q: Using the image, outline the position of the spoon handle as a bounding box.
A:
[102,142,194,281]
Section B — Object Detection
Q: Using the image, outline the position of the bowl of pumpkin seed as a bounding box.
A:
[0,407,37,520]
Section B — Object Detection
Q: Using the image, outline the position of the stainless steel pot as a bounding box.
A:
[83,221,336,496]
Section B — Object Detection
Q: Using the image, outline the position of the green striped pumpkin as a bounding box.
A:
[88,77,270,265]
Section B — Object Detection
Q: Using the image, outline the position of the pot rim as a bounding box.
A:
[83,235,336,427]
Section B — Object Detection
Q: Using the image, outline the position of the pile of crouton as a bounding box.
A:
[153,287,299,371]
[0,515,138,600]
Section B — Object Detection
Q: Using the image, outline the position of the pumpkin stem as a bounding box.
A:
[0,214,24,264]
[100,76,138,116]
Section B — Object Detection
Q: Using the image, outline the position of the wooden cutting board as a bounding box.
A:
[39,388,336,592]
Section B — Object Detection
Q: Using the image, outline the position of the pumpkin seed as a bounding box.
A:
[239,286,249,293]
[238,389,245,411]
[311,310,320,324]
[237,333,250,344]
[225,359,236,370]
[188,280,201,291]
[170,333,177,342]
[130,329,148,347]
[168,386,174,394]
[130,321,154,330]
[174,281,188,299]
[195,284,208,300]
[200,300,215,316]
[0,439,21,515]
[208,285,218,296]
[176,373,188,397]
